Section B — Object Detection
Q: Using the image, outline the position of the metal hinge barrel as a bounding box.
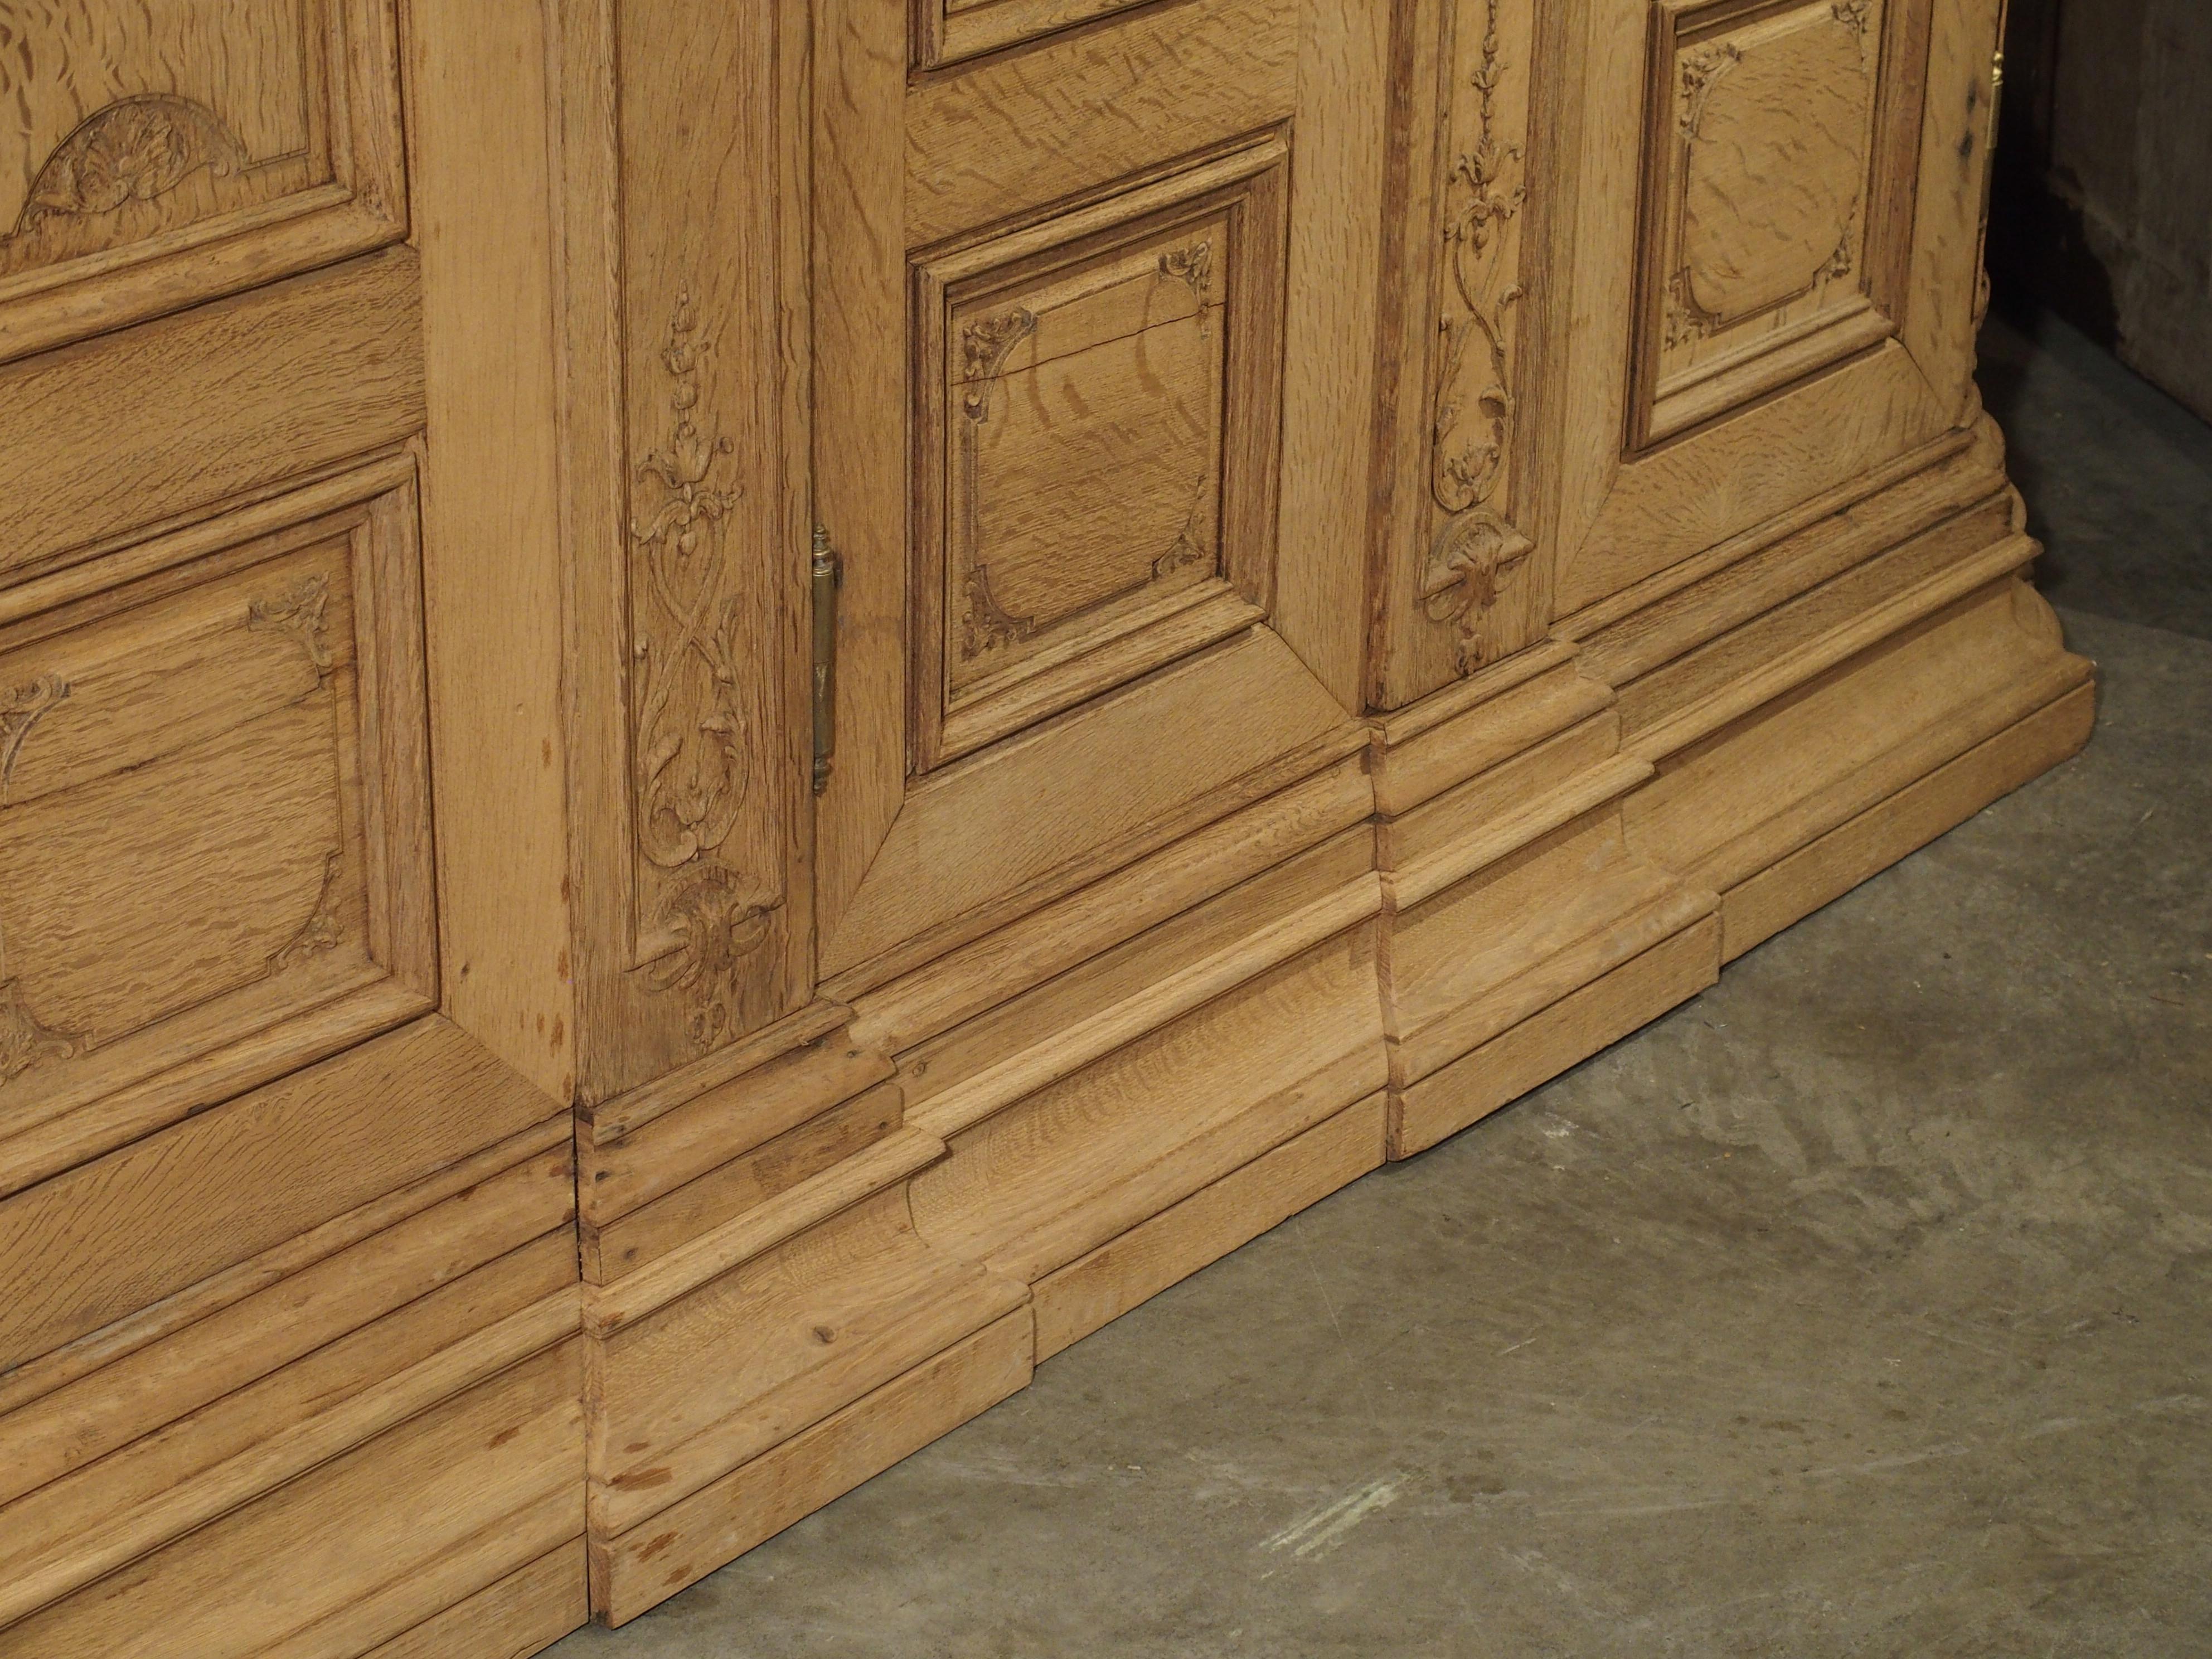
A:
[811,525,841,795]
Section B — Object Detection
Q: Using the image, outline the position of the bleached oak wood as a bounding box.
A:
[409,0,576,1105]
[0,0,2083,1643]
[1392,918,1722,1158]
[1034,1093,1388,1359]
[0,1016,557,1371]
[357,1542,587,1659]
[0,1343,585,1659]
[592,1311,1032,1627]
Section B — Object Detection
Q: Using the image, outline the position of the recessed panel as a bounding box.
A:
[1632,0,1903,445]
[0,464,435,1160]
[913,142,1288,769]
[0,0,406,362]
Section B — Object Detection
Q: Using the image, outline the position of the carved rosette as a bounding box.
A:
[9,94,249,238]
[1423,0,1535,672]
[628,290,780,1049]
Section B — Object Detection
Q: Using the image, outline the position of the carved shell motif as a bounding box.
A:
[12,95,249,235]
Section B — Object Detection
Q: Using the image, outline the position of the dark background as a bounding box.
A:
[1987,0,2212,422]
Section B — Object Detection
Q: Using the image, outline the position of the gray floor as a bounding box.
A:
[551,317,2212,1657]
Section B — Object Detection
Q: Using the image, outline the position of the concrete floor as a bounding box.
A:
[550,318,2212,1657]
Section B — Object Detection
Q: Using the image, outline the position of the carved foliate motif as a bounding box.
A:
[957,307,1042,662]
[1157,240,1215,305]
[0,979,81,1086]
[249,574,336,675]
[1423,0,1534,672]
[0,673,69,803]
[628,290,779,1049]
[8,94,250,237]
[266,849,346,975]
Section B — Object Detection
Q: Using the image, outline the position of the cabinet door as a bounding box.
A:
[0,7,433,1191]
[813,0,1389,988]
[1542,0,2002,616]
[1372,0,2005,704]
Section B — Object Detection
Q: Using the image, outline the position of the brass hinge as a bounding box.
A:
[811,525,841,795]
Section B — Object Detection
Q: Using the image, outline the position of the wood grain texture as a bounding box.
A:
[0,1267,578,1629]
[824,628,1363,982]
[0,0,407,362]
[910,921,1387,1282]
[0,250,423,589]
[919,0,1151,66]
[592,1310,1032,1627]
[1391,915,1720,1157]
[590,1183,1025,1537]
[1623,580,2092,890]
[357,1542,586,1659]
[409,0,575,1105]
[552,0,813,1104]
[0,1015,556,1371]
[1388,808,1715,1084]
[1372,0,1549,706]
[0,1340,584,1659]
[846,753,1374,1056]
[0,460,438,1178]
[903,0,1300,249]
[0,1139,572,1508]
[581,1037,892,1223]
[913,142,1288,767]
[1034,1092,1385,1359]
[585,1083,904,1281]
[1721,681,2094,958]
[1273,0,1391,714]
[1538,0,1974,615]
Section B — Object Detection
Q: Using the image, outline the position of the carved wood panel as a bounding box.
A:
[0,458,435,1173]
[547,0,811,1100]
[0,0,405,362]
[913,144,1288,768]
[1628,0,1909,445]
[1374,0,1546,707]
[1521,0,1989,618]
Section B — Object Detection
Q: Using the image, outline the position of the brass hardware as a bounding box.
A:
[811,525,841,795]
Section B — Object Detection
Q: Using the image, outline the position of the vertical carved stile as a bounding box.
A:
[627,290,782,1050]
[1422,0,1536,673]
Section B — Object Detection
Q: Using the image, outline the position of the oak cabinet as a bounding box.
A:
[0,0,2087,1651]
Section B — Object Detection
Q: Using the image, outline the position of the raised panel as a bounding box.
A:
[0,0,406,362]
[915,143,1287,767]
[0,460,434,1165]
[1629,0,1915,445]
[1538,0,1977,617]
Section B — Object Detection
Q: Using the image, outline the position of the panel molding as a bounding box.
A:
[0,0,409,364]
[0,458,436,1182]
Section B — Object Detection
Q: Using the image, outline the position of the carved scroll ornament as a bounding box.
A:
[1422,0,1536,672]
[629,291,780,1049]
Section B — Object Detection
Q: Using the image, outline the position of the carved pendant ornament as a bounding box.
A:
[1423,0,1535,672]
[9,94,249,239]
[628,291,779,1048]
